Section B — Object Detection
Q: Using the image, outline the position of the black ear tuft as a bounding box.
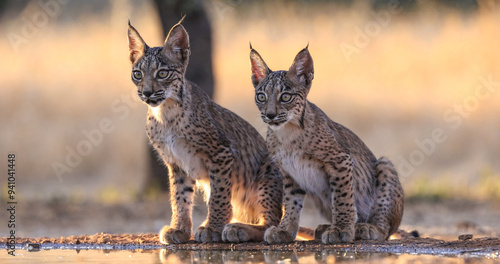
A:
[250,46,271,88]
[287,46,314,88]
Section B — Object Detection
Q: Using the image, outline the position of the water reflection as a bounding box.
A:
[159,249,490,264]
[160,249,306,263]
[1,249,496,264]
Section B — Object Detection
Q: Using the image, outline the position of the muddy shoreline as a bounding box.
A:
[1,234,499,258]
[1,200,498,259]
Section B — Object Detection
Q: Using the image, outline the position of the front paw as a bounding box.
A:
[314,224,330,240]
[355,223,386,241]
[321,225,354,244]
[264,226,295,244]
[223,223,265,243]
[194,226,222,243]
[160,225,191,244]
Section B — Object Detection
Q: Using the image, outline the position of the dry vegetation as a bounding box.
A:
[0,0,499,206]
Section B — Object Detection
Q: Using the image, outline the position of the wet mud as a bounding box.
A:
[1,234,499,258]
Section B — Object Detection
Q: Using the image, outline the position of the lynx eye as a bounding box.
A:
[157,70,169,79]
[132,71,142,80]
[280,93,292,102]
[256,93,267,103]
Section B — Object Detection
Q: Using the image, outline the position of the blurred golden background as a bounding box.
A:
[0,0,499,237]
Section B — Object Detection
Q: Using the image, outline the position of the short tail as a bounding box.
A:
[390,229,419,239]
[297,226,315,240]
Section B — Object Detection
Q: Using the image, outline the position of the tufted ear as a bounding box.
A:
[249,44,271,88]
[287,46,314,89]
[163,16,190,65]
[127,21,149,64]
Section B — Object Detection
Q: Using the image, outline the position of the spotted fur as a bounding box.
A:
[250,46,404,244]
[127,19,284,244]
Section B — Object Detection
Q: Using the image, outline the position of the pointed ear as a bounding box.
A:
[287,46,314,88]
[250,45,271,88]
[127,21,148,64]
[163,17,190,65]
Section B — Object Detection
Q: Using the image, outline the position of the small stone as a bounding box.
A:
[410,230,420,238]
[458,234,473,240]
[27,243,41,252]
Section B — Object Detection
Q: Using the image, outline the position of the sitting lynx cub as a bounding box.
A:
[250,46,404,244]
[127,18,285,244]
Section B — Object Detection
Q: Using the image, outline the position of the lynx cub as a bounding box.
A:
[250,46,404,244]
[127,18,285,244]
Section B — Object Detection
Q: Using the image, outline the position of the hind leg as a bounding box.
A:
[223,161,283,243]
[356,157,404,241]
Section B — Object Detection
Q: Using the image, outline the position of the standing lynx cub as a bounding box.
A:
[127,18,285,244]
[250,46,404,244]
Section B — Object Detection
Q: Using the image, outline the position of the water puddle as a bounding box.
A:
[2,248,498,264]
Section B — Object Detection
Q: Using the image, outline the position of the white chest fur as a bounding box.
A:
[273,125,329,194]
[278,149,329,194]
[147,109,208,181]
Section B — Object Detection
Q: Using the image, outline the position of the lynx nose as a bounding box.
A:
[266,113,277,120]
[142,90,153,97]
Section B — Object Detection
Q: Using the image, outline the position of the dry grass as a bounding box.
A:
[0,1,499,202]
